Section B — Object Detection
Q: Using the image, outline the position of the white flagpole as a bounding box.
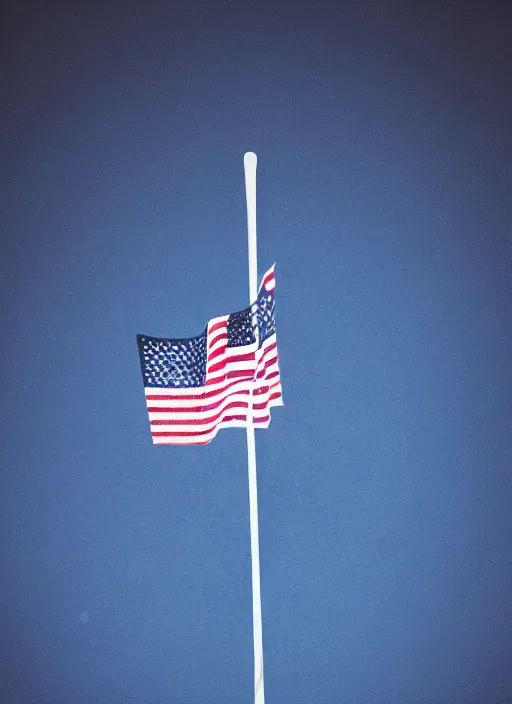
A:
[243,151,265,704]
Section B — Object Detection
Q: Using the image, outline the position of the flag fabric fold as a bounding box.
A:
[137,265,283,445]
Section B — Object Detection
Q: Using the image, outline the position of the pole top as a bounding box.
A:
[244,152,257,168]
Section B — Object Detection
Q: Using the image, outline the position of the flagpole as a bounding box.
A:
[244,151,265,704]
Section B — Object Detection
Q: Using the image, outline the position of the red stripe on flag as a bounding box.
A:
[209,320,226,335]
[150,399,251,426]
[209,332,227,349]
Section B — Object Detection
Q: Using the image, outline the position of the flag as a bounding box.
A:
[137,265,283,445]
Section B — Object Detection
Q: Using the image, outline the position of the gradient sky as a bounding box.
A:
[2,2,511,703]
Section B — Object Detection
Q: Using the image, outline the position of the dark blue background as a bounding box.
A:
[2,2,510,703]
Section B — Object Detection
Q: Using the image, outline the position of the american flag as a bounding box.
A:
[137,265,283,445]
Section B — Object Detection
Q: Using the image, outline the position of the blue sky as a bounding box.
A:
[2,1,511,703]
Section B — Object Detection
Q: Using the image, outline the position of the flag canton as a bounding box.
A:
[137,332,207,388]
[227,308,254,347]
[257,286,276,343]
[227,285,275,348]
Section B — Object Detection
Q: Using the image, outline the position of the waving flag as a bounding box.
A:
[137,265,283,445]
